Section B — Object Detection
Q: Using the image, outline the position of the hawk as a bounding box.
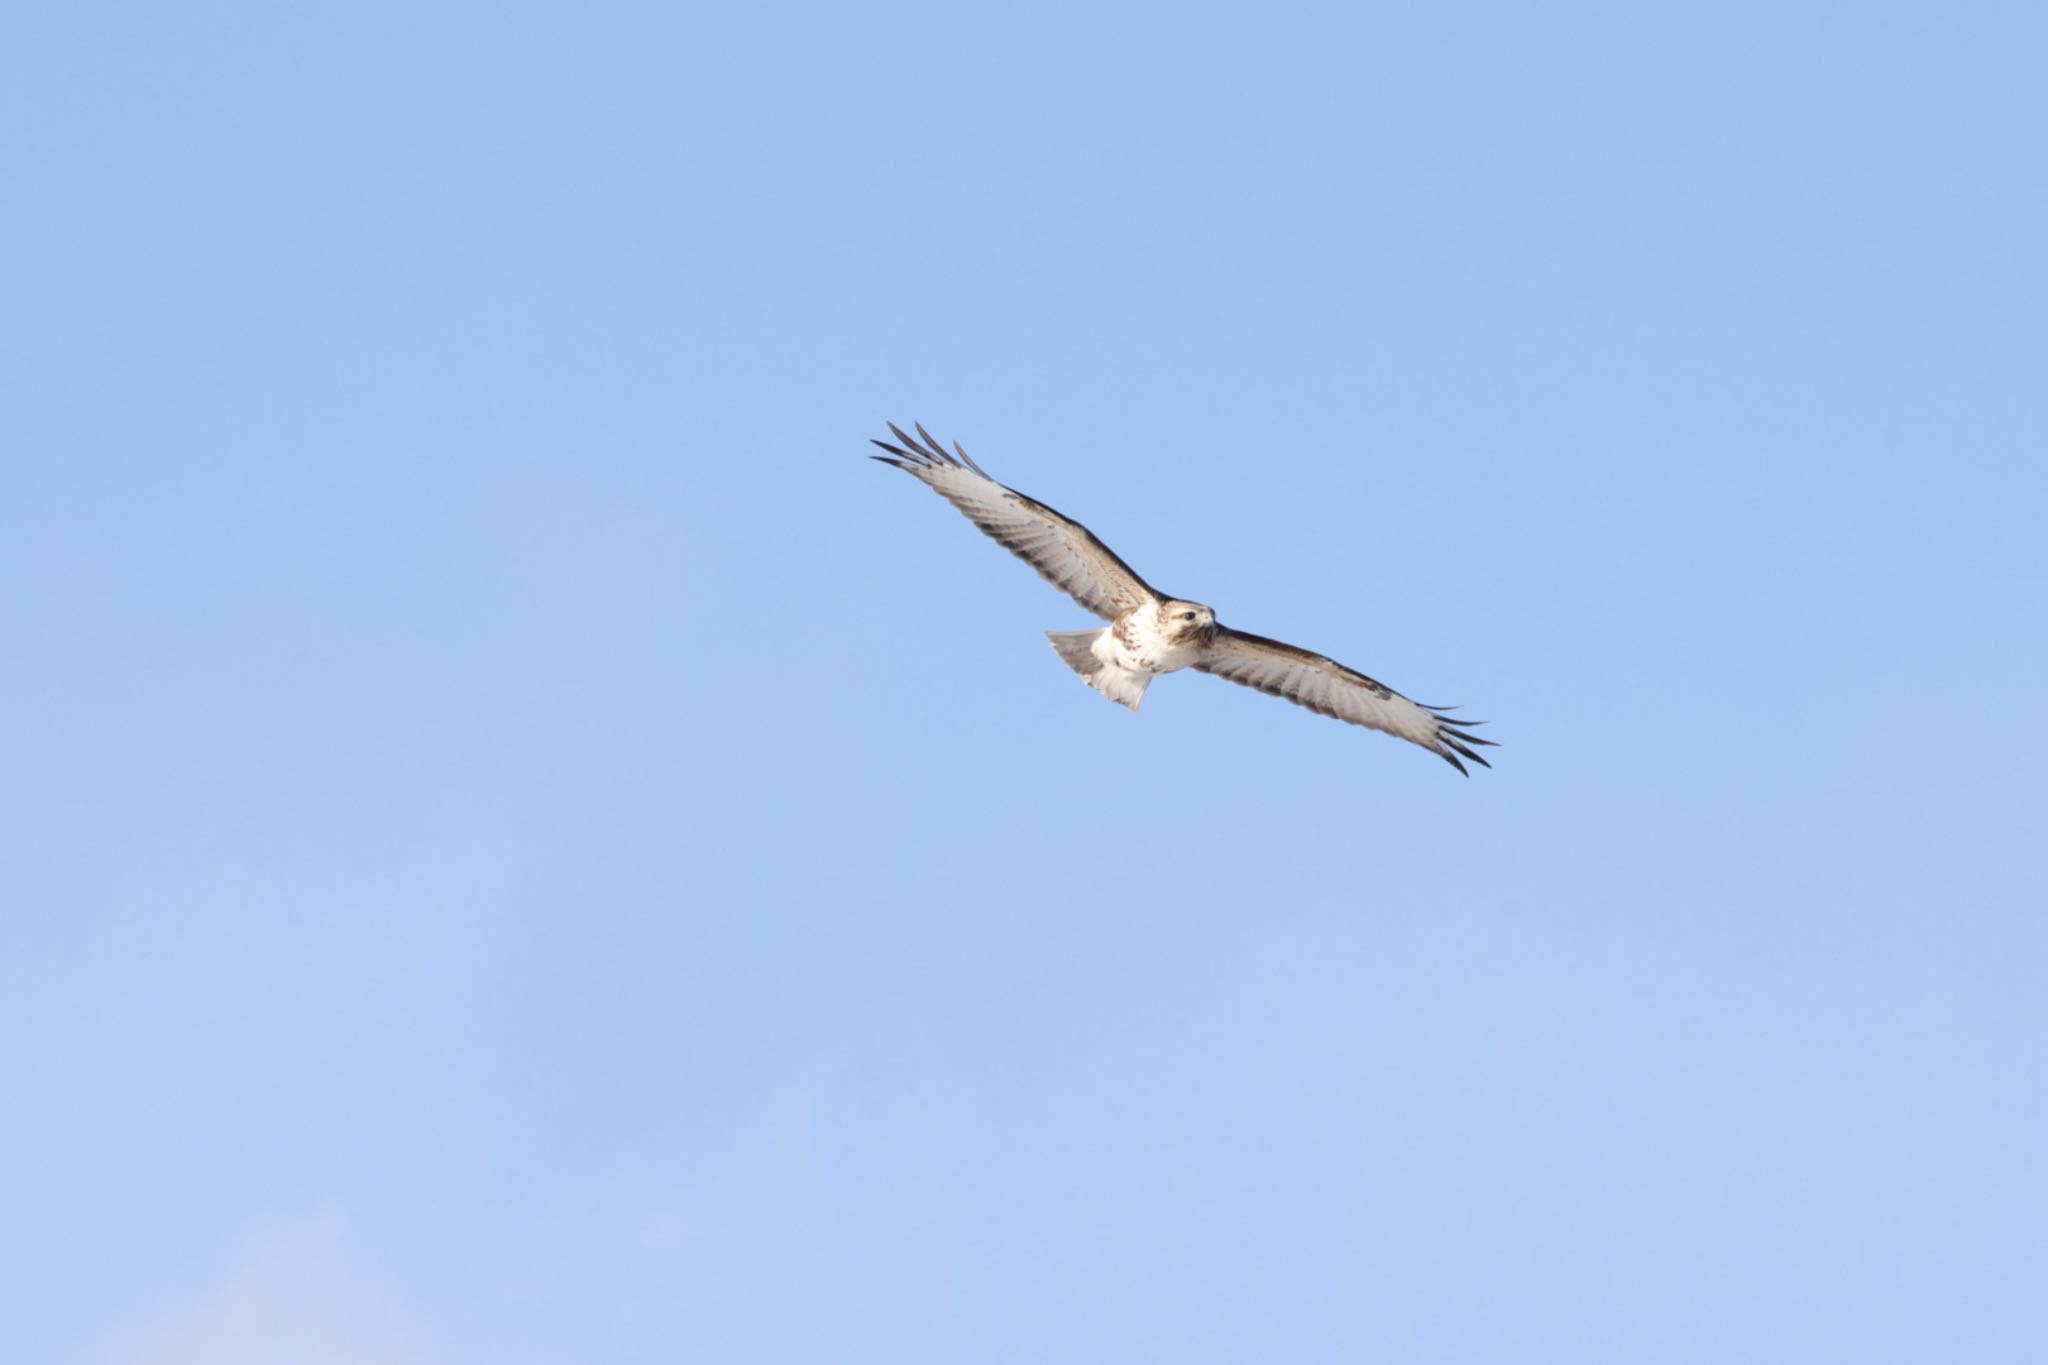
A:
[870,423,1496,775]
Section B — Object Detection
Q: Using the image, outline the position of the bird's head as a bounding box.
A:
[1162,600,1217,644]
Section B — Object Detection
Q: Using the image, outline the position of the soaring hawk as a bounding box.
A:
[870,423,1495,775]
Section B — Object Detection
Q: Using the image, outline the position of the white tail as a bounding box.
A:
[1045,629,1150,711]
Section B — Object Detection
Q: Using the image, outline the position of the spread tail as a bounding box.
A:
[1045,629,1150,711]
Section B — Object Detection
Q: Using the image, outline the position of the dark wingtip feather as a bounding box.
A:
[1433,706,1498,772]
[1433,704,1498,754]
[871,436,927,464]
[1441,725,1498,748]
[913,422,964,468]
[875,423,991,478]
[885,422,929,461]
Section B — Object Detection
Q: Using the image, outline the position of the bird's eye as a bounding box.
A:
[1180,611,1195,620]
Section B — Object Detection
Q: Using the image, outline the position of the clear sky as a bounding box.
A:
[5,3,2044,1362]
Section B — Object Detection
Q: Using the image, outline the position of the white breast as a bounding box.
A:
[1106,605,1203,675]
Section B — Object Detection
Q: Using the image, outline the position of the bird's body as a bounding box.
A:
[1048,599,1216,711]
[870,423,1495,775]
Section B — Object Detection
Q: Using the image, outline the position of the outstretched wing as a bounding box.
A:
[869,423,1161,620]
[1195,627,1496,775]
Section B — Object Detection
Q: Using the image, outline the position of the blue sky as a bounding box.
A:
[5,2,2044,1361]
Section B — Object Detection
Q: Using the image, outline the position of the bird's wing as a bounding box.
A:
[1194,626,1496,775]
[869,423,1161,621]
